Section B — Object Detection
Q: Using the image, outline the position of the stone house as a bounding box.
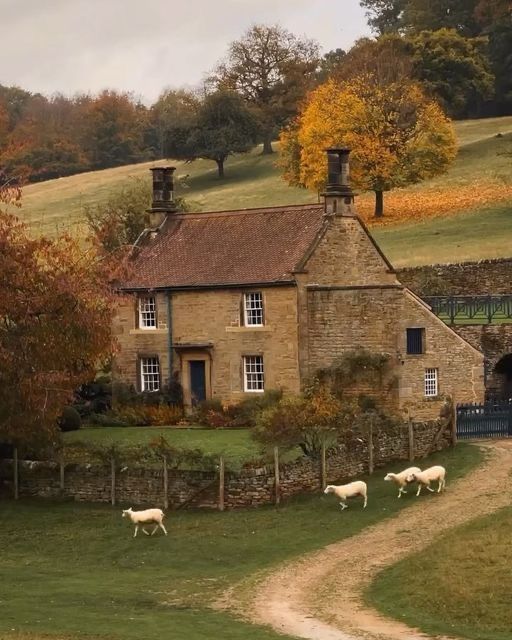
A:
[113,149,484,419]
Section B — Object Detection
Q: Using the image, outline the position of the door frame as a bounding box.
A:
[179,350,212,410]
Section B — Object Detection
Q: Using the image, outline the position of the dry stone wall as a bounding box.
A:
[398,259,512,296]
[0,421,451,509]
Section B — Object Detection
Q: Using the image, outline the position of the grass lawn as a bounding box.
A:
[62,426,262,468]
[0,444,482,640]
[13,116,512,266]
[366,505,512,640]
[374,200,512,267]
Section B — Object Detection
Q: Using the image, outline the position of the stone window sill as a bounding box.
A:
[129,328,168,335]
[225,326,272,333]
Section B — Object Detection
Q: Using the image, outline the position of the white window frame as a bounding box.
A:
[243,292,264,327]
[140,357,160,392]
[243,355,265,393]
[138,296,157,329]
[424,368,438,397]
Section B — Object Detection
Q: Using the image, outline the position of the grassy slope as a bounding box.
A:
[14,116,512,266]
[0,444,481,640]
[367,505,512,640]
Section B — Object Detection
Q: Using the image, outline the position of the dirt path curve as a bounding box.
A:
[247,442,512,640]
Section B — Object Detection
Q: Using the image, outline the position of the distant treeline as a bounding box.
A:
[0,0,510,183]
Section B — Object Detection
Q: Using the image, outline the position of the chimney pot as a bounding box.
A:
[322,147,355,216]
[148,166,177,229]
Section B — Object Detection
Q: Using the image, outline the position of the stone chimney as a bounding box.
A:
[147,166,177,229]
[322,148,356,216]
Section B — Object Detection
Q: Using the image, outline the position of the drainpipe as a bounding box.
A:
[166,292,173,383]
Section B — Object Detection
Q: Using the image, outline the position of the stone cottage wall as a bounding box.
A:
[0,420,452,509]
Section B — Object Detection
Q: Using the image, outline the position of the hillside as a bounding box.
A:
[12,115,512,267]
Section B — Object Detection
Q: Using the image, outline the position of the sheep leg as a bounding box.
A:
[438,479,445,493]
[362,494,367,509]
[142,527,150,536]
[398,487,407,498]
[416,485,422,497]
[339,501,348,511]
[150,525,159,536]
[133,525,139,538]
[426,483,435,493]
[159,523,168,536]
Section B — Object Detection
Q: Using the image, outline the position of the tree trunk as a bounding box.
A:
[262,133,274,155]
[374,190,384,218]
[216,158,225,178]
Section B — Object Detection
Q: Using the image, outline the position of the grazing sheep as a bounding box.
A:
[384,466,422,498]
[407,466,446,496]
[324,481,367,510]
[122,507,168,537]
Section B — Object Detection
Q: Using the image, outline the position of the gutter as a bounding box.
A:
[166,293,173,382]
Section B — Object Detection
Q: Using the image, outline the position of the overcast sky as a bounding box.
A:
[0,0,370,104]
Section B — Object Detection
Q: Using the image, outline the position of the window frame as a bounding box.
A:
[406,327,425,355]
[138,296,157,330]
[424,368,438,398]
[243,355,265,393]
[140,356,161,392]
[243,292,264,327]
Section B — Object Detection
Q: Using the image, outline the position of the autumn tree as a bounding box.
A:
[81,90,149,169]
[0,183,117,450]
[253,384,350,457]
[281,75,457,217]
[211,24,319,154]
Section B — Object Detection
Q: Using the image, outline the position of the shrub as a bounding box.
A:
[59,406,82,432]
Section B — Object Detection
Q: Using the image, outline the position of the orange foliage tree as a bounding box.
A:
[280,75,457,217]
[0,183,118,450]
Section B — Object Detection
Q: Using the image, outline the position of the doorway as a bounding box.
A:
[189,360,207,406]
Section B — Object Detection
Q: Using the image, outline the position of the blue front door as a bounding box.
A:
[189,360,206,406]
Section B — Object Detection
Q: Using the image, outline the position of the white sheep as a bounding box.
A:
[122,507,168,537]
[407,466,446,496]
[324,481,367,510]
[384,466,422,498]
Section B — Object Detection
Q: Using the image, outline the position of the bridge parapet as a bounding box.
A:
[424,295,512,326]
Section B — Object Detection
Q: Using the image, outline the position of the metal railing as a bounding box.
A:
[423,295,512,325]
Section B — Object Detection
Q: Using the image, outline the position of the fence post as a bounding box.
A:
[218,456,225,512]
[451,398,458,447]
[163,456,169,510]
[408,413,414,462]
[13,447,19,500]
[368,419,374,475]
[59,456,65,493]
[321,441,327,490]
[274,446,280,505]
[110,457,116,506]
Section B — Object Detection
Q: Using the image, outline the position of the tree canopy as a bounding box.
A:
[281,75,457,217]
[211,24,320,154]
[0,194,117,449]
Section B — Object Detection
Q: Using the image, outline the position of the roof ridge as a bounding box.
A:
[173,202,322,219]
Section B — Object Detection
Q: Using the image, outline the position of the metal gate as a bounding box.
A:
[457,402,512,439]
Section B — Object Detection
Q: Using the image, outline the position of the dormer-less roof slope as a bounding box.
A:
[122,204,327,290]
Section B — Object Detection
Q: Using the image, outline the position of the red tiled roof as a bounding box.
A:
[122,204,326,290]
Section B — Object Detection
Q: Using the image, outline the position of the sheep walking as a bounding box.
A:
[122,507,168,537]
[324,481,367,511]
[384,466,422,498]
[407,466,446,497]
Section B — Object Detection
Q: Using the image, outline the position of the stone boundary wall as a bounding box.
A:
[398,258,512,296]
[0,420,452,509]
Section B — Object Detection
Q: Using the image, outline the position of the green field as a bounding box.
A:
[63,426,263,468]
[367,505,512,640]
[12,116,512,267]
[0,444,481,640]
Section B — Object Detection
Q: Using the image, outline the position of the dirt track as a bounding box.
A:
[245,442,512,640]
